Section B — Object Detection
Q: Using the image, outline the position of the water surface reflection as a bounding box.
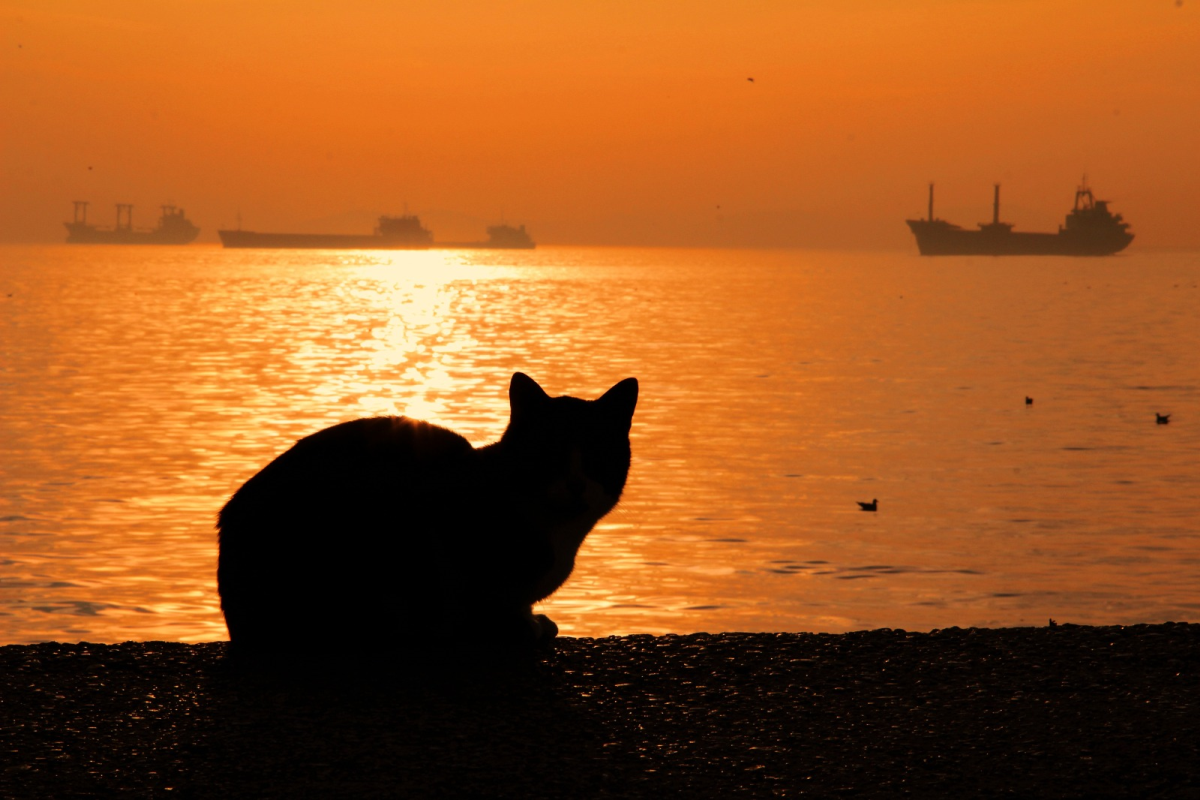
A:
[1,244,1197,643]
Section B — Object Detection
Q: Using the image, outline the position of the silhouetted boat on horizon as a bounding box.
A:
[65,202,200,245]
[438,223,536,250]
[218,216,535,250]
[906,180,1133,256]
[218,214,434,250]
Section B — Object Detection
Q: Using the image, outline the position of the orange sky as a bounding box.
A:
[2,0,1197,248]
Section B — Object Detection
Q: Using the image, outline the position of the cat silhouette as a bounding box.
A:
[217,372,638,659]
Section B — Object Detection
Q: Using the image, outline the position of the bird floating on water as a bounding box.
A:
[1156,413,1171,424]
[858,499,878,512]
[1025,396,1033,405]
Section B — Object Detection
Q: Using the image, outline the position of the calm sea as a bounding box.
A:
[1,244,1197,644]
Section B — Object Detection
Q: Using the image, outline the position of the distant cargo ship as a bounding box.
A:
[906,180,1133,256]
[217,216,535,250]
[218,214,433,250]
[439,223,536,250]
[65,202,200,245]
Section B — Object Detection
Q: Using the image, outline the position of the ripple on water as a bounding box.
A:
[1,246,1198,642]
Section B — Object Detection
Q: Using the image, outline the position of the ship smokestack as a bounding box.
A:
[993,184,1000,225]
[928,183,934,221]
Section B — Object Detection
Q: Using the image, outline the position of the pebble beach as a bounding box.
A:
[3,623,1197,798]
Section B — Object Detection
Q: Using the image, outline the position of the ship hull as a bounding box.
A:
[218,231,535,250]
[906,220,1133,256]
[218,230,431,249]
[65,223,199,245]
[436,240,536,250]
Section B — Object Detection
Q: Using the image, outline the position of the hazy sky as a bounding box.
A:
[2,0,1197,248]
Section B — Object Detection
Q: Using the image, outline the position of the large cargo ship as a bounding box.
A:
[906,180,1133,256]
[218,215,535,250]
[65,202,200,245]
[218,214,434,250]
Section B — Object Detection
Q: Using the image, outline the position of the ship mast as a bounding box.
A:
[1074,175,1094,212]
[993,184,1000,225]
[116,203,133,231]
[928,183,934,221]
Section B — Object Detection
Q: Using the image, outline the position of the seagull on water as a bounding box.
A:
[1156,413,1171,424]
[858,499,878,512]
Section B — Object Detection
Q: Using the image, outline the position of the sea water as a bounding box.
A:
[1,244,1197,644]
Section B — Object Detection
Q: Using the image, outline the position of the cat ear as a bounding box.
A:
[597,377,638,430]
[509,372,551,422]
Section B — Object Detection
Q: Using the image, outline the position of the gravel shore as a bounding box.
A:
[3,623,1197,798]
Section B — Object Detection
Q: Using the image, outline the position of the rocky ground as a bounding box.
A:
[2,623,1197,798]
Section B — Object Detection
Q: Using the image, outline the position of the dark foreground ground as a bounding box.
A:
[2,623,1197,798]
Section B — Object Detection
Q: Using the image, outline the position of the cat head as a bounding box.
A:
[500,373,639,526]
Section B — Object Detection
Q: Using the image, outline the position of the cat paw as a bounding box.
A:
[532,613,559,642]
